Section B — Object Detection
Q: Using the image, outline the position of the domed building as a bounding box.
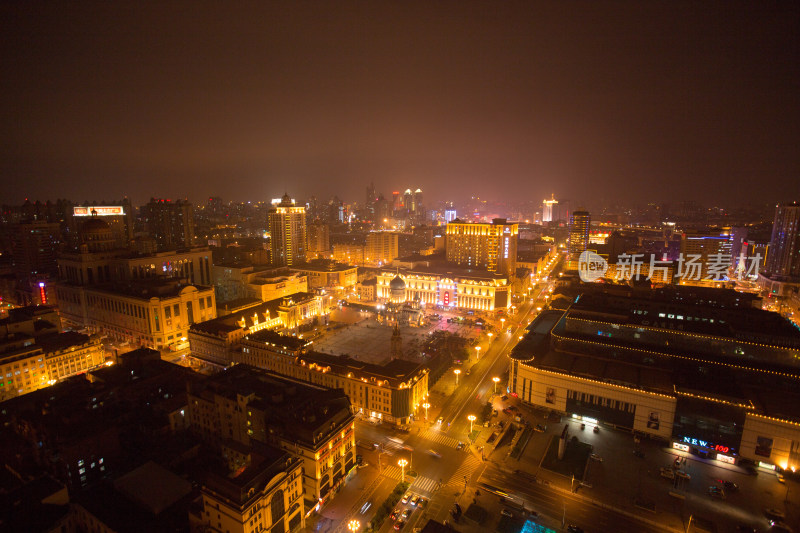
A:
[80,210,116,252]
[389,273,406,303]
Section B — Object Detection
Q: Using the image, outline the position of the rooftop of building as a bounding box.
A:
[245,329,309,350]
[72,278,214,300]
[191,292,314,337]
[379,259,509,283]
[292,259,357,272]
[516,298,800,423]
[301,350,427,388]
[191,365,353,447]
[33,331,97,353]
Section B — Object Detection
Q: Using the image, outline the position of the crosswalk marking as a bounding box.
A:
[421,429,460,448]
[411,475,438,494]
[381,465,401,479]
[444,454,481,487]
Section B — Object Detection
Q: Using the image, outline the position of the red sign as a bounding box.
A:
[73,206,124,216]
[443,292,450,306]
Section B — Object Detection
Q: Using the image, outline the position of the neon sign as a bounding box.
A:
[73,206,124,216]
[39,282,47,304]
[680,436,732,454]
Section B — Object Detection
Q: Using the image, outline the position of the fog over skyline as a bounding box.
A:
[1,2,798,207]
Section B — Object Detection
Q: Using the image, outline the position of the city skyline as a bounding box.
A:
[2,2,798,207]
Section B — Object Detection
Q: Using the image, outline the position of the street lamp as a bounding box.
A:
[475,346,481,360]
[467,414,476,433]
[398,459,408,482]
[492,377,500,394]
[487,332,493,343]
[500,318,505,331]
[422,402,430,419]
[348,520,360,533]
[453,369,461,387]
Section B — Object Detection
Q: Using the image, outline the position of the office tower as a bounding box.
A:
[764,202,800,280]
[679,227,733,284]
[445,218,518,278]
[445,209,457,223]
[306,221,330,258]
[413,188,423,214]
[542,195,559,223]
[567,210,590,270]
[11,220,62,305]
[268,193,307,266]
[140,198,194,250]
[392,191,401,213]
[365,231,399,265]
[366,181,377,207]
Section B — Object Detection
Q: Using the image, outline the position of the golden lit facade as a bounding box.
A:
[365,231,399,266]
[376,269,509,311]
[269,194,307,266]
[445,219,518,278]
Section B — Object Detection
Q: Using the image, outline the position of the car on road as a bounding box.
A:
[456,441,466,450]
[500,509,513,518]
[436,416,444,425]
[593,425,600,433]
[390,510,400,521]
[708,486,726,499]
[360,501,372,514]
[590,453,603,462]
[721,480,739,491]
[417,497,427,508]
[410,495,419,506]
[765,508,786,521]
[676,470,691,480]
[777,473,786,483]
[534,424,546,432]
[401,509,412,519]
[394,519,406,531]
[401,493,411,504]
[428,449,441,458]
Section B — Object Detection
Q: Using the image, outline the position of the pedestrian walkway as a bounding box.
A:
[421,428,460,448]
[411,475,439,495]
[444,455,481,488]
[381,465,402,480]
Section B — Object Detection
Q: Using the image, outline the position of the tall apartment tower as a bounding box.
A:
[567,210,591,270]
[765,202,800,280]
[306,221,330,259]
[140,198,195,250]
[269,193,307,266]
[365,231,399,266]
[445,218,518,278]
[679,228,733,283]
[542,195,559,223]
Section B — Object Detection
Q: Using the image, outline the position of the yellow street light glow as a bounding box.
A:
[422,402,430,419]
[492,376,500,393]
[398,458,408,482]
[348,520,360,532]
[475,346,481,359]
[467,414,476,432]
[453,369,461,386]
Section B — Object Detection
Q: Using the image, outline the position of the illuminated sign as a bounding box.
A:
[443,291,450,306]
[679,436,734,455]
[38,282,47,304]
[73,206,124,216]
[672,442,690,452]
[504,237,509,259]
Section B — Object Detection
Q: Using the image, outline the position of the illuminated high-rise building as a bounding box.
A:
[679,228,733,284]
[365,231,399,265]
[764,202,800,280]
[542,195,559,223]
[306,221,330,258]
[445,218,518,278]
[567,210,591,270]
[268,193,307,266]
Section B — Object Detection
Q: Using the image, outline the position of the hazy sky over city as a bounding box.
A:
[1,2,798,207]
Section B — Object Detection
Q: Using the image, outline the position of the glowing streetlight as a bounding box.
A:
[500,318,506,331]
[492,377,500,393]
[475,346,481,360]
[453,369,461,386]
[422,402,430,419]
[487,332,493,342]
[398,459,408,482]
[348,520,360,533]
[467,414,476,433]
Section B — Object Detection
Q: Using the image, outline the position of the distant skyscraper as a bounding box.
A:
[140,198,194,250]
[542,195,559,223]
[445,209,457,223]
[567,210,590,270]
[269,193,307,266]
[11,219,61,305]
[365,231,399,265]
[306,221,330,258]
[679,228,733,284]
[765,201,800,280]
[446,218,518,278]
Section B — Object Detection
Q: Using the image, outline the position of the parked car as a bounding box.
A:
[390,510,400,521]
[590,453,603,462]
[534,424,546,432]
[410,495,420,506]
[708,486,726,499]
[500,509,513,518]
[777,473,786,484]
[436,416,444,425]
[401,509,412,519]
[394,519,406,531]
[593,426,600,434]
[401,493,411,504]
[417,497,427,508]
[456,441,466,450]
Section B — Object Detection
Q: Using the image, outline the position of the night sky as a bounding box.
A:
[1,2,798,207]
